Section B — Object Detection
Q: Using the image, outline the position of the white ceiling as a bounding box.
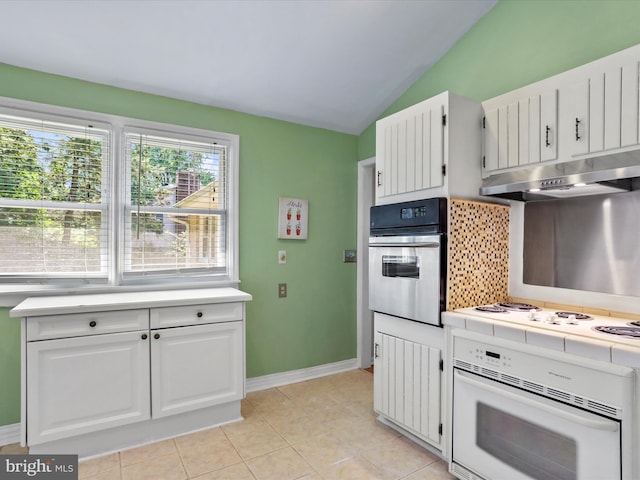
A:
[0,0,496,135]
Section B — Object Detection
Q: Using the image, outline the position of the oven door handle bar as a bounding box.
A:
[454,370,619,432]
[368,242,440,248]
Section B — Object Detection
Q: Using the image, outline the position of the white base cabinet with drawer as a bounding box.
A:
[12,288,252,458]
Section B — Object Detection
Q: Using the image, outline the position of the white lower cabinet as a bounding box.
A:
[27,330,150,445]
[151,321,243,418]
[14,289,251,454]
[373,313,444,451]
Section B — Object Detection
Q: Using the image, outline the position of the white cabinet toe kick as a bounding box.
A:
[11,287,251,459]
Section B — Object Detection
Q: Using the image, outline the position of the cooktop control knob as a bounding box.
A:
[566,314,578,325]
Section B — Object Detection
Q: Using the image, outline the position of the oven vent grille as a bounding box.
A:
[454,360,622,418]
[481,368,499,379]
[456,360,474,371]
[451,462,485,480]
[587,400,618,417]
[548,388,571,402]
[522,380,544,393]
[502,374,519,385]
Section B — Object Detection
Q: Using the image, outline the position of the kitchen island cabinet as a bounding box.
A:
[11,287,251,458]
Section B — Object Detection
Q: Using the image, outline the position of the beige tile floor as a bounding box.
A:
[3,369,455,480]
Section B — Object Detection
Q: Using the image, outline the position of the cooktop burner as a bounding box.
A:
[475,305,509,313]
[593,325,640,338]
[555,311,592,320]
[496,302,541,312]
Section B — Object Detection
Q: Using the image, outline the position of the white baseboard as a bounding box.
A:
[0,423,20,447]
[246,358,358,393]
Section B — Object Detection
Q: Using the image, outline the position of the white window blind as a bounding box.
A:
[0,113,109,278]
[123,130,228,277]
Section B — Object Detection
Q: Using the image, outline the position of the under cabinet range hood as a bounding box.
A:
[480,151,640,201]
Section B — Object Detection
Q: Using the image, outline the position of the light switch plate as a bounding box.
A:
[278,250,286,264]
[343,249,356,263]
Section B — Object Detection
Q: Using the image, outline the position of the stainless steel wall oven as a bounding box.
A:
[369,198,447,327]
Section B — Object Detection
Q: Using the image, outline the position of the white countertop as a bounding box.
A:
[10,287,252,317]
[443,308,640,368]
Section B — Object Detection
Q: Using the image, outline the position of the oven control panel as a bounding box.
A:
[452,331,633,411]
[471,346,513,368]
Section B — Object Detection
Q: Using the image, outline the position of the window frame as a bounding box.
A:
[0,96,240,301]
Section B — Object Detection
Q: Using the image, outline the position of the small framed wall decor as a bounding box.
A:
[277,197,308,239]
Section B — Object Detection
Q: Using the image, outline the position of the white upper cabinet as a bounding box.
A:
[482,44,640,179]
[483,88,557,175]
[375,91,482,205]
[567,62,640,157]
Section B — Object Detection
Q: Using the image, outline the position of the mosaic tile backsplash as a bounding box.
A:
[447,199,510,310]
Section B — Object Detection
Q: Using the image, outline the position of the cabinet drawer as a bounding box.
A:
[150,302,243,329]
[26,309,149,341]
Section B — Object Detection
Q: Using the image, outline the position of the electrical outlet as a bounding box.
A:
[278,283,287,298]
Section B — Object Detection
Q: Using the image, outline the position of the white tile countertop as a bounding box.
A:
[443,307,640,369]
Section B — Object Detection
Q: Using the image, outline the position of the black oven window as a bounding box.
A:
[476,402,577,480]
[381,255,419,278]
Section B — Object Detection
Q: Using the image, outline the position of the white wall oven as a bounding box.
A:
[450,329,635,480]
[369,197,447,326]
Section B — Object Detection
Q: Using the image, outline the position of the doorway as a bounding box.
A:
[356,157,375,368]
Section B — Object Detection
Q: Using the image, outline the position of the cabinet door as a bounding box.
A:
[483,108,499,173]
[373,331,441,447]
[27,331,150,445]
[621,61,639,147]
[567,78,590,156]
[376,100,445,199]
[539,89,558,162]
[483,91,556,173]
[151,321,243,418]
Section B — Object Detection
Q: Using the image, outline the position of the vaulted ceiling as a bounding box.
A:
[0,0,496,134]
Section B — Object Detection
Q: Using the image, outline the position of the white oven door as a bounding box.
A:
[452,369,621,480]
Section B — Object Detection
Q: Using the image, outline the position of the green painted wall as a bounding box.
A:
[359,0,640,160]
[0,64,358,426]
[0,308,20,426]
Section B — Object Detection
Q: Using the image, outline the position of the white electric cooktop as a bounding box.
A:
[444,301,640,368]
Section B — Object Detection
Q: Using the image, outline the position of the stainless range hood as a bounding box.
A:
[480,150,640,201]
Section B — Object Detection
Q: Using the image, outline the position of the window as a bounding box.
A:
[0,98,238,287]
[0,113,110,278]
[123,129,228,277]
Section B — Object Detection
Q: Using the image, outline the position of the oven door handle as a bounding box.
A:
[454,370,619,432]
[368,242,440,248]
